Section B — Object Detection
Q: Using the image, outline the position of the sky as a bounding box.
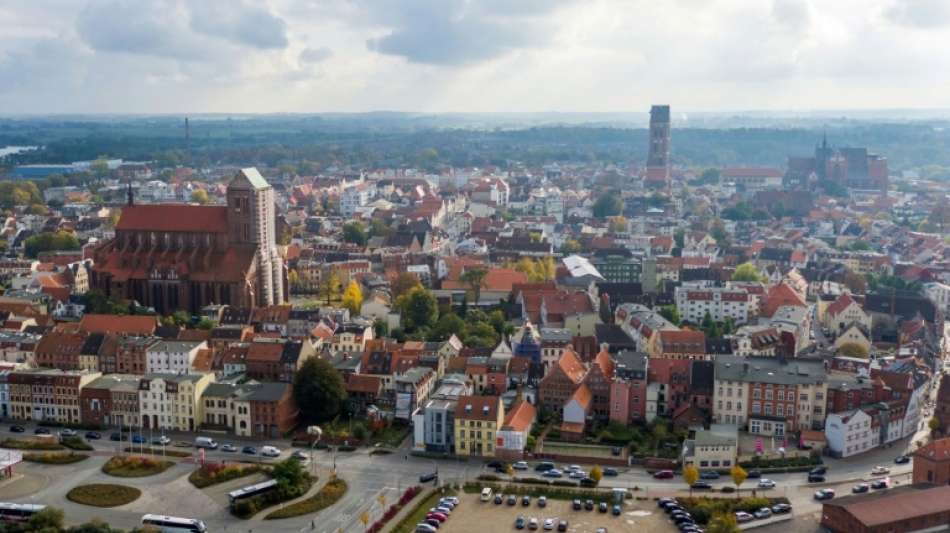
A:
[1,0,950,114]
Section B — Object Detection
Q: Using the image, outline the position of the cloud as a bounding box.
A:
[885,0,950,28]
[76,0,203,60]
[189,1,289,49]
[299,46,333,63]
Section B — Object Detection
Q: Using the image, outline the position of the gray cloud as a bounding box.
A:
[189,1,289,49]
[885,0,950,28]
[299,46,333,63]
[76,0,204,60]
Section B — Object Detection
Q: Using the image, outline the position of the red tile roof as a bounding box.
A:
[658,330,706,354]
[502,400,536,432]
[826,292,857,318]
[247,342,284,362]
[761,283,806,317]
[555,347,587,384]
[455,395,501,421]
[568,383,592,409]
[347,374,382,394]
[78,314,157,336]
[116,205,228,233]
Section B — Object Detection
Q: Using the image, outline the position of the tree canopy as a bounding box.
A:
[731,262,765,283]
[24,231,80,259]
[293,357,347,424]
[342,221,367,246]
[592,191,623,218]
[341,280,363,315]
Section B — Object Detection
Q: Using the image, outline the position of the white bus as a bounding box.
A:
[227,479,278,507]
[141,514,208,532]
[0,503,46,523]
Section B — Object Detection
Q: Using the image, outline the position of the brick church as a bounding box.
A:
[90,168,287,314]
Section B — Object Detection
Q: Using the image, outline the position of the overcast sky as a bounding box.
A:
[1,0,949,114]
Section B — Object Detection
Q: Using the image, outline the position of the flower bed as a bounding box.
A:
[0,438,64,450]
[67,484,141,507]
[122,446,191,458]
[265,477,348,519]
[189,463,263,489]
[23,452,89,464]
[61,437,93,451]
[102,455,174,477]
[365,485,421,533]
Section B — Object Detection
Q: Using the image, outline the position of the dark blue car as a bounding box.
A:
[131,435,146,444]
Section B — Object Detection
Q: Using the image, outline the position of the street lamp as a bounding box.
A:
[307,426,322,474]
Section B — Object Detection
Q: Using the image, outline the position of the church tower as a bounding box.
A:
[227,168,285,306]
[647,105,671,171]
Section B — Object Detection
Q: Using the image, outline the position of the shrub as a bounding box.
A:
[676,496,784,525]
[102,455,174,477]
[67,484,141,507]
[265,478,348,519]
[0,438,63,451]
[189,464,262,488]
[23,452,88,464]
[61,437,93,451]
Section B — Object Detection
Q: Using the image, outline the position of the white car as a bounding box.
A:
[261,445,281,457]
[543,518,556,531]
[871,466,890,476]
[292,450,310,464]
[758,478,776,488]
[59,429,78,437]
[513,461,529,470]
[735,511,754,523]
[569,470,587,479]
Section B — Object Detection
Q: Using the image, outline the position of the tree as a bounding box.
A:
[706,512,741,533]
[342,221,367,246]
[838,342,869,358]
[24,230,81,258]
[196,318,216,330]
[730,464,747,497]
[732,262,765,283]
[294,357,347,424]
[106,208,122,228]
[30,506,65,530]
[560,239,582,254]
[709,218,729,246]
[608,216,628,233]
[683,463,699,496]
[190,189,210,205]
[699,168,721,185]
[701,311,721,338]
[843,270,868,294]
[391,272,422,299]
[90,157,110,180]
[460,267,488,305]
[592,191,623,218]
[341,280,363,316]
[397,287,439,331]
[590,465,603,483]
[658,305,681,326]
[28,203,48,215]
[319,268,342,305]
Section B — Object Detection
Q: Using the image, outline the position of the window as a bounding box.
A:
[751,402,761,414]
[753,389,761,399]
[764,389,773,401]
[750,420,761,434]
[764,404,772,416]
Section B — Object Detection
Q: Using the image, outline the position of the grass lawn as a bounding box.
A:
[23,452,89,464]
[265,477,347,519]
[61,437,93,451]
[67,484,141,507]
[541,441,617,459]
[392,488,456,533]
[102,455,174,477]
[122,446,191,458]
[189,464,263,489]
[0,438,64,451]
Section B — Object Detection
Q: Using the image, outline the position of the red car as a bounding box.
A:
[426,512,447,523]
[653,470,675,479]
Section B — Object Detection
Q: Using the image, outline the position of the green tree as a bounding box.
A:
[592,191,623,218]
[30,506,65,531]
[431,313,466,342]
[196,318,216,330]
[342,221,367,246]
[190,189,210,205]
[658,305,681,326]
[709,218,729,246]
[397,287,439,331]
[341,280,363,316]
[460,267,488,305]
[706,512,741,533]
[683,463,699,496]
[732,262,765,282]
[293,357,347,424]
[391,272,422,299]
[24,230,81,258]
[701,311,721,338]
[730,464,747,497]
[699,168,721,185]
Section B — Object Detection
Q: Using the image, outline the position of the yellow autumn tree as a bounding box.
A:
[341,280,363,316]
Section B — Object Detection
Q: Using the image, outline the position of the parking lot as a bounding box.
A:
[438,492,676,533]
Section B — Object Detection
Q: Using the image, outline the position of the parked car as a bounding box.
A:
[521,495,531,506]
[894,455,911,464]
[528,517,539,531]
[598,502,608,513]
[771,503,792,514]
[414,524,437,533]
[242,446,258,455]
[746,469,762,479]
[557,520,568,532]
[486,460,503,469]
[507,495,517,506]
[9,426,24,433]
[572,499,582,511]
[441,497,459,506]
[513,461,529,470]
[543,518,555,531]
[852,483,870,494]
[871,479,889,490]
[425,512,446,523]
[515,516,526,530]
[537,496,546,508]
[569,470,586,479]
[735,512,754,523]
[757,478,776,488]
[700,471,720,480]
[754,508,772,519]
[419,472,437,483]
[84,431,101,440]
[493,494,503,505]
[807,474,826,483]
[34,427,50,435]
[691,481,713,490]
[535,461,555,472]
[542,469,563,478]
[810,466,828,476]
[653,470,675,479]
[131,435,146,444]
[221,444,237,452]
[814,489,835,501]
[870,466,890,476]
[658,498,675,508]
[109,432,122,441]
[194,437,218,449]
[152,436,170,446]
[612,504,622,516]
[59,429,78,437]
[603,467,619,476]
[584,499,595,511]
[422,519,440,529]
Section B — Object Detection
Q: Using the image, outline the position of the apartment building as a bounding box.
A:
[674,286,751,325]
[454,395,504,458]
[145,340,207,374]
[138,372,215,432]
[9,369,102,424]
[80,374,141,428]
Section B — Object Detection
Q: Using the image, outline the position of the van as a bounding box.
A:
[261,446,281,457]
[194,437,218,449]
[480,487,493,502]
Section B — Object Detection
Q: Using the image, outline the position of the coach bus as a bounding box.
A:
[140,514,208,532]
[227,479,278,508]
[0,503,46,523]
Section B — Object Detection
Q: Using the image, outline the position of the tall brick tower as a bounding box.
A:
[227,168,286,306]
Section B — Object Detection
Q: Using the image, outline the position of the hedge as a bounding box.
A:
[67,484,141,507]
[189,464,263,488]
[61,437,93,451]
[265,478,348,519]
[676,496,790,525]
[102,456,174,477]
[23,452,89,464]
[122,446,191,458]
[739,455,821,469]
[463,481,611,502]
[365,486,421,533]
[0,438,64,450]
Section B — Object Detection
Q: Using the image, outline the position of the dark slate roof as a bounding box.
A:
[280,341,303,365]
[864,292,939,323]
[595,324,636,348]
[220,306,252,325]
[244,382,291,402]
[705,338,734,355]
[612,350,648,376]
[80,332,106,356]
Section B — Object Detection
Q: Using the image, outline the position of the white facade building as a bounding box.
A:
[674,286,751,325]
[145,340,206,374]
[825,409,878,458]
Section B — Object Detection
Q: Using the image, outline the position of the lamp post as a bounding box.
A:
[307,426,322,475]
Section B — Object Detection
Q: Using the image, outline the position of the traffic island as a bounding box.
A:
[102,455,174,477]
[265,477,348,519]
[67,483,142,507]
[188,463,264,488]
[0,438,64,451]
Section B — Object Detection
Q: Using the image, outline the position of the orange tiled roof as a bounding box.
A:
[79,314,157,336]
[502,400,536,432]
[116,204,228,233]
[556,347,587,384]
[568,383,592,409]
